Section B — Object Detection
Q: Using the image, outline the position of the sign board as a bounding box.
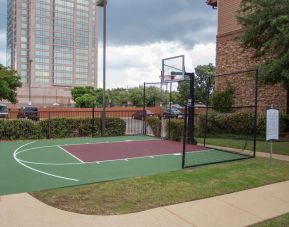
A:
[266,108,279,141]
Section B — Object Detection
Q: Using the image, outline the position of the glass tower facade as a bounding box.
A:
[7,0,98,105]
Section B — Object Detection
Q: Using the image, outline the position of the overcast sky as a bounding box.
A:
[0,0,217,88]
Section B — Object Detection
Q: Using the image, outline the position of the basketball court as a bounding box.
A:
[0,57,257,196]
[0,135,250,196]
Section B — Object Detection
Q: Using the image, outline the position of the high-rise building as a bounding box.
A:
[7,0,98,106]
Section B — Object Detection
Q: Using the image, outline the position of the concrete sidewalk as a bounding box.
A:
[0,181,289,227]
[256,151,289,162]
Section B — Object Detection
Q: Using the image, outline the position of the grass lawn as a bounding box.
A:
[197,137,289,156]
[252,212,289,226]
[31,157,289,215]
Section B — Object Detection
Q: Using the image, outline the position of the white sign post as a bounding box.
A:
[266,106,280,169]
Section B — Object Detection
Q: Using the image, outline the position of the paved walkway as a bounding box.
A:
[0,180,289,227]
[256,151,289,162]
[1,151,288,227]
[205,144,289,162]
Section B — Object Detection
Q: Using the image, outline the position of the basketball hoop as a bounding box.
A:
[161,75,175,82]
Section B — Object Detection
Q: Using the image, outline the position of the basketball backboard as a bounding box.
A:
[161,55,185,82]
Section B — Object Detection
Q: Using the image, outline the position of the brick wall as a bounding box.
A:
[216,35,287,113]
[218,0,242,36]
[210,0,288,113]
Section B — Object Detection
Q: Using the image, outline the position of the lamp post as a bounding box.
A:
[97,0,107,136]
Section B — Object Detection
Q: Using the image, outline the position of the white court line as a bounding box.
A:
[16,145,57,156]
[60,138,159,147]
[13,142,79,182]
[16,159,84,165]
[57,145,85,163]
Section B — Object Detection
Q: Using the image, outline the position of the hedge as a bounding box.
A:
[165,119,184,141]
[281,114,289,133]
[0,119,42,140]
[146,118,184,141]
[198,112,289,137]
[146,117,161,137]
[0,117,126,140]
[146,112,289,142]
[197,111,266,136]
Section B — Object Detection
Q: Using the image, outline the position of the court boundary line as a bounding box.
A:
[61,138,160,147]
[57,145,85,163]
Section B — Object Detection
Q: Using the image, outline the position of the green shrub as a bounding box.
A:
[146,117,161,137]
[0,117,126,140]
[165,119,184,141]
[0,119,42,140]
[105,118,126,136]
[197,112,218,134]
[145,118,185,141]
[211,86,235,113]
[78,118,101,137]
[256,115,266,136]
[281,114,289,132]
[197,111,266,136]
[38,120,50,138]
[50,118,79,138]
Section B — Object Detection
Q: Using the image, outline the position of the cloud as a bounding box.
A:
[98,41,216,89]
[99,0,217,46]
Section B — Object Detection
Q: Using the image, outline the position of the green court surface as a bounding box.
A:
[184,149,250,167]
[0,135,250,196]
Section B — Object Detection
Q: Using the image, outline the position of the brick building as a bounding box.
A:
[206,0,287,113]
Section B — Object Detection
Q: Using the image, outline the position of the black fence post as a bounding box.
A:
[253,69,259,158]
[168,82,172,139]
[143,83,146,135]
[48,112,51,139]
[203,75,212,147]
[91,104,95,137]
[186,72,197,145]
[182,105,188,168]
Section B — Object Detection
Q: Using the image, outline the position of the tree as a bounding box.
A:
[195,64,215,104]
[177,80,190,106]
[145,86,163,107]
[237,0,289,113]
[177,64,215,105]
[211,85,235,113]
[108,88,128,106]
[71,86,96,101]
[0,65,22,104]
[75,94,95,108]
[171,91,179,104]
[128,87,143,106]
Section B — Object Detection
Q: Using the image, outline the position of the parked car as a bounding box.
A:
[171,104,182,109]
[132,110,155,120]
[0,104,9,119]
[17,106,39,121]
[162,108,183,119]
